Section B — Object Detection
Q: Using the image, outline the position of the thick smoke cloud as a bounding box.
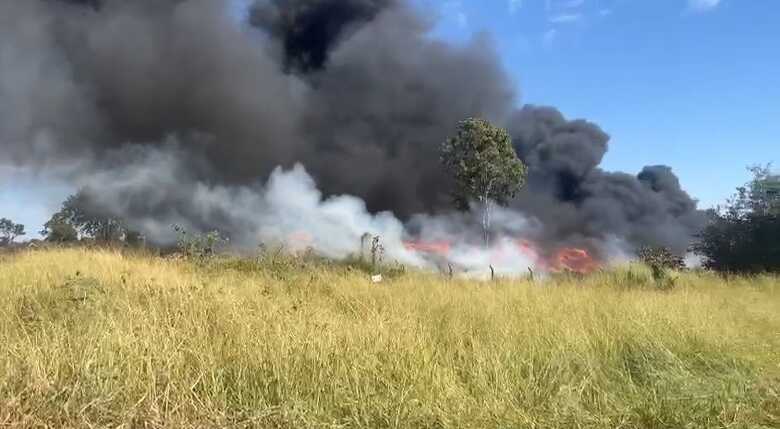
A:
[250,0,394,71]
[0,0,704,258]
[507,107,705,253]
[300,7,513,216]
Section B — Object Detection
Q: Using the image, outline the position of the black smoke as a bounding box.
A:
[249,0,395,72]
[507,107,705,253]
[0,0,704,254]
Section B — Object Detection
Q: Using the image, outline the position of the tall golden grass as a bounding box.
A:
[1,248,778,428]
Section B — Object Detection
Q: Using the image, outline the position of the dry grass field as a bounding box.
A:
[1,248,778,428]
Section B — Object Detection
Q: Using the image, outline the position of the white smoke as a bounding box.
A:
[72,144,569,276]
[447,237,536,280]
[74,145,422,263]
[684,252,704,269]
[254,163,422,264]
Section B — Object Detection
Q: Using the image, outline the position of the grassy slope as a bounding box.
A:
[0,248,778,428]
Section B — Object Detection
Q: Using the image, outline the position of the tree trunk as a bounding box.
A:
[481,187,493,248]
[482,200,491,248]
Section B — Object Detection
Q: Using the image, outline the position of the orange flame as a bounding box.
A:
[286,231,314,253]
[403,240,451,255]
[285,231,600,274]
[551,247,600,274]
[401,238,601,274]
[516,239,600,274]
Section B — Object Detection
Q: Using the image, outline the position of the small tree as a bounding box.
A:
[61,191,125,242]
[41,212,79,243]
[0,218,25,246]
[41,190,126,243]
[441,118,527,246]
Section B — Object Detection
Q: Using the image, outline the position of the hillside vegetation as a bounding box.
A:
[1,248,778,428]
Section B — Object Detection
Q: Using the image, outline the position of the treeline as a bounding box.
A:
[38,191,144,245]
[2,190,143,248]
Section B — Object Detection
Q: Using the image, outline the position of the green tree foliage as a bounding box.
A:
[693,165,780,273]
[62,191,125,242]
[739,165,780,216]
[41,212,79,243]
[42,190,129,243]
[441,118,527,246]
[0,218,25,246]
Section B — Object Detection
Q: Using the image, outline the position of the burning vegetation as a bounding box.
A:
[403,238,600,275]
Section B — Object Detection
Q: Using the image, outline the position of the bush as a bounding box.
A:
[638,246,684,290]
[172,225,227,263]
[694,212,779,274]
[693,165,780,273]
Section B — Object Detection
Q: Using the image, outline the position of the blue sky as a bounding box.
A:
[415,0,778,206]
[1,0,777,236]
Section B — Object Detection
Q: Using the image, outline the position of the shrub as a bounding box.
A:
[638,246,684,290]
[172,225,227,263]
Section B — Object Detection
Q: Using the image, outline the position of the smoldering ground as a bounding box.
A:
[0,0,705,267]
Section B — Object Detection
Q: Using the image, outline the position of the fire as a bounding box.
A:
[551,247,600,274]
[285,231,600,275]
[401,238,601,274]
[520,240,600,274]
[516,239,540,260]
[287,231,314,253]
[403,240,451,255]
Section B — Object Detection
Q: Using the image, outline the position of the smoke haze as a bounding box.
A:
[0,0,705,265]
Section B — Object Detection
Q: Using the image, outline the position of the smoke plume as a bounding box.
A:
[0,0,705,266]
